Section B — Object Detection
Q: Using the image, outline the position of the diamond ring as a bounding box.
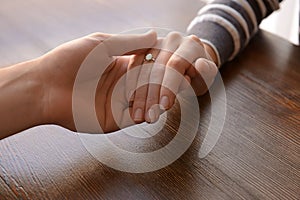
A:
[144,53,156,62]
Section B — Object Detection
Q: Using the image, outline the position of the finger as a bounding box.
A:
[159,35,206,110]
[86,32,112,42]
[190,58,218,96]
[145,104,161,124]
[145,64,165,123]
[179,75,192,92]
[103,30,157,56]
[126,48,152,55]
[145,51,171,117]
[145,33,182,118]
[126,55,144,101]
[131,63,153,123]
[159,54,189,110]
[145,60,165,123]
[133,49,160,122]
[174,35,206,63]
[158,32,183,53]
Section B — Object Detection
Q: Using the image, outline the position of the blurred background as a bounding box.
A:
[260,0,299,45]
[0,0,298,67]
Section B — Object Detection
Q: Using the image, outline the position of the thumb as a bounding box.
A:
[103,30,157,56]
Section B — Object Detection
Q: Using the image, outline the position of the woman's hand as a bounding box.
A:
[128,32,218,123]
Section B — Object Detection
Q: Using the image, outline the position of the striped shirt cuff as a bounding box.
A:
[187,0,281,66]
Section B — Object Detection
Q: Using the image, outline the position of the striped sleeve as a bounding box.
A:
[187,0,282,66]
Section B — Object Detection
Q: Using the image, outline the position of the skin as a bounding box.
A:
[0,31,156,139]
[129,32,218,123]
[0,31,218,140]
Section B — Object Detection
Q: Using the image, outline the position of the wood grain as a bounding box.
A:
[0,0,299,199]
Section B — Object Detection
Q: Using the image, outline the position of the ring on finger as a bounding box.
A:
[144,53,156,62]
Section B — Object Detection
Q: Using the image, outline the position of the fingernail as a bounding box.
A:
[202,60,211,75]
[148,108,156,123]
[134,108,143,121]
[160,96,169,110]
[202,60,216,82]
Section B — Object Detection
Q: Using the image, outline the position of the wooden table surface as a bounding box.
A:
[0,0,299,199]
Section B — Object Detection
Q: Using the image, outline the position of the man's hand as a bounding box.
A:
[39,31,157,133]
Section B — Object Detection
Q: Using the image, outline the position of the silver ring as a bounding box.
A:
[144,53,156,62]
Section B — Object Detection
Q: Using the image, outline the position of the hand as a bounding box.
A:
[127,32,218,123]
[39,31,157,133]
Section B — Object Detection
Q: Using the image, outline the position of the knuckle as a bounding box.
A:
[151,66,165,76]
[168,56,186,68]
[186,35,204,50]
[89,32,102,37]
[189,34,201,43]
[132,98,146,108]
[167,31,182,41]
[87,32,109,41]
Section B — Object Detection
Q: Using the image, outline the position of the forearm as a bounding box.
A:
[188,0,282,66]
[0,59,46,139]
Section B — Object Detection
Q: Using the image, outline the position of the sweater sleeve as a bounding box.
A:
[187,0,282,66]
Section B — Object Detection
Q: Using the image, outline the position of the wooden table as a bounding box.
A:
[0,0,299,199]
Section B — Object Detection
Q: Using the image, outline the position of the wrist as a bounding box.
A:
[37,55,76,131]
[18,59,48,126]
[30,58,53,126]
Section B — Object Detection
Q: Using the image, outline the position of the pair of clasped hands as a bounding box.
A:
[41,30,218,133]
